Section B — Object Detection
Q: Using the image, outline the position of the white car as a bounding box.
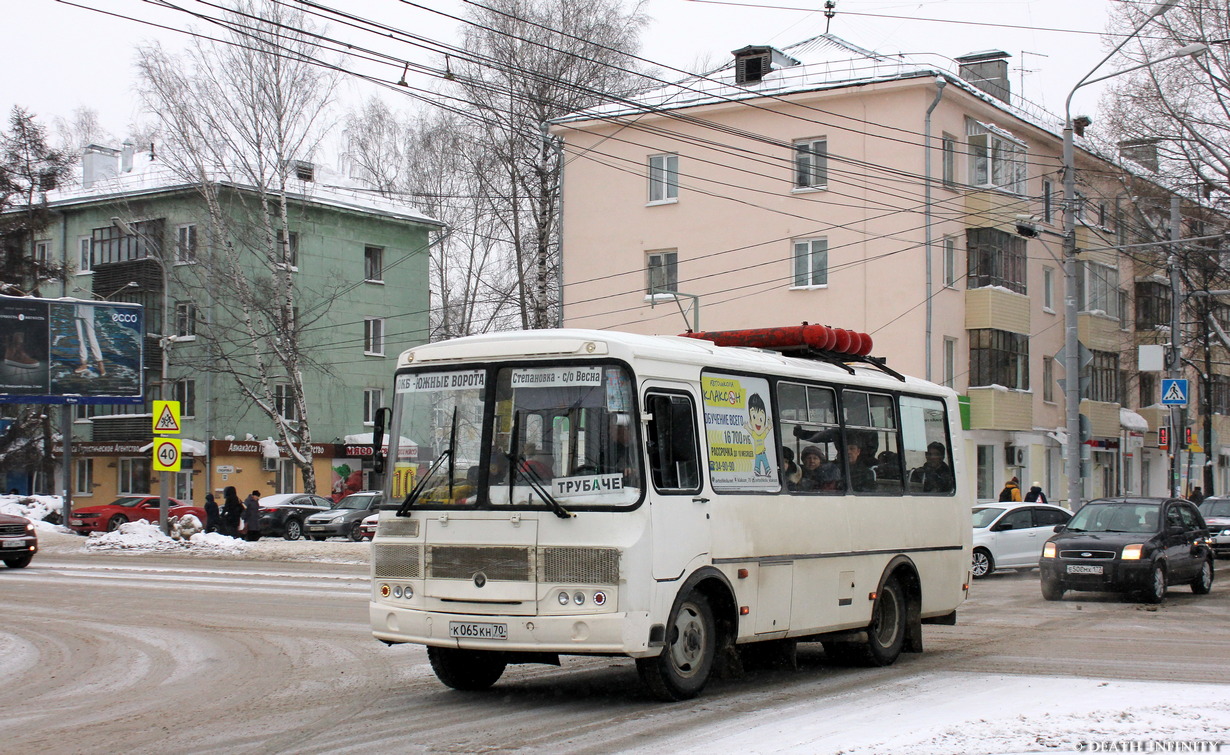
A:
[1198,497,1230,558]
[972,503,1072,578]
[359,513,378,541]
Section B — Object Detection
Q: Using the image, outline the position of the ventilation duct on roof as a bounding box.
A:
[955,50,1011,105]
[731,45,801,85]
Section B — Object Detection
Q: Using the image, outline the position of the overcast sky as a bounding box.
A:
[5,0,1128,149]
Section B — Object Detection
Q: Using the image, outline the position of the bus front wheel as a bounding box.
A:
[637,591,716,701]
[427,647,507,691]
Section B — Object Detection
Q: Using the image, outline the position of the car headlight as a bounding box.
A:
[331,515,347,523]
[1121,544,1144,560]
[1042,542,1056,559]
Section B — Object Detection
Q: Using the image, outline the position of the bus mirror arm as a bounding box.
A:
[372,407,391,475]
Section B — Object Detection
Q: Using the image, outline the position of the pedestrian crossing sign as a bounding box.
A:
[1161,379,1189,406]
[153,400,181,434]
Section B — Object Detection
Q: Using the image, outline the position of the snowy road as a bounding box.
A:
[2,546,1228,754]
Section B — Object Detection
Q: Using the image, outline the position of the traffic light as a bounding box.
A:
[1159,426,1169,448]
[1185,427,1193,445]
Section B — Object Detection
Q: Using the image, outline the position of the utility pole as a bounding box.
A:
[1168,196,1183,497]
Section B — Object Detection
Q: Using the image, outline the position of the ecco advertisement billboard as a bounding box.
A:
[0,295,144,405]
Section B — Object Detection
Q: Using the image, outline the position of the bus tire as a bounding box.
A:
[636,591,715,701]
[427,647,506,691]
[860,576,907,667]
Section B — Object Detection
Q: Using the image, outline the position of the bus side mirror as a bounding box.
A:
[372,407,391,475]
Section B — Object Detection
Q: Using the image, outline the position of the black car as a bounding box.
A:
[305,492,384,541]
[256,493,334,540]
[1039,497,1214,603]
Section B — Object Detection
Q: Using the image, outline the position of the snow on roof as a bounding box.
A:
[36,149,443,228]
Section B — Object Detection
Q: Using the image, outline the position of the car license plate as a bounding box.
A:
[449,622,508,640]
[70,519,83,526]
[307,526,325,531]
[1067,564,1103,575]
[1,537,24,548]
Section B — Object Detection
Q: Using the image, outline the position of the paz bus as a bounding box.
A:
[368,326,971,700]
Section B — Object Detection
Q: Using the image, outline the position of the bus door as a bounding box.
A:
[642,386,708,580]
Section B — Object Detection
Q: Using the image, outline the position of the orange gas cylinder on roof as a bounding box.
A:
[679,323,873,357]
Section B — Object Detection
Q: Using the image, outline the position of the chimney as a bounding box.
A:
[956,50,1012,105]
[82,144,120,189]
[121,140,135,173]
[1119,138,1159,172]
[731,45,800,85]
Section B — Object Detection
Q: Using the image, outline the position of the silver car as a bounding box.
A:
[305,492,383,541]
[1198,497,1230,558]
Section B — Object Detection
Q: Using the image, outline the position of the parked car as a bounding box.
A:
[305,492,383,541]
[1197,497,1230,558]
[68,496,200,534]
[358,513,379,541]
[1039,497,1214,603]
[0,512,38,568]
[256,493,334,540]
[971,502,1072,578]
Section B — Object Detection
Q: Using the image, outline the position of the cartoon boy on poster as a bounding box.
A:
[744,392,771,477]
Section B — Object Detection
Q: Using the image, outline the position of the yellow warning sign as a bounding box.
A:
[153,401,181,434]
[152,438,182,472]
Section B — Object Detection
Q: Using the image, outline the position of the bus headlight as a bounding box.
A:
[1042,542,1056,559]
[558,591,570,606]
[1121,544,1144,560]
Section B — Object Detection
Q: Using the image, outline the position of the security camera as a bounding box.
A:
[1014,214,1041,238]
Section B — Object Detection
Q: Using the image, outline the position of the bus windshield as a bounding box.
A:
[388,362,642,510]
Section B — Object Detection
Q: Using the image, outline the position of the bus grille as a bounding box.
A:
[373,544,422,579]
[376,517,419,538]
[539,547,621,584]
[428,545,532,581]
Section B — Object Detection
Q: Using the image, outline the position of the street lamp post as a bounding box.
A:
[1059,0,1202,508]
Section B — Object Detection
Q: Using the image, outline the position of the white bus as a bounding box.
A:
[369,326,971,700]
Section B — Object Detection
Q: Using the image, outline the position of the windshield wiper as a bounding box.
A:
[505,410,572,519]
[398,407,458,516]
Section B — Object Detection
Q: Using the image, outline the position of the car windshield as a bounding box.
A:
[108,497,147,508]
[971,507,1006,528]
[335,495,379,510]
[1066,502,1160,534]
[1199,500,1230,518]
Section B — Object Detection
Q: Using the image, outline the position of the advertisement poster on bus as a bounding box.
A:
[0,295,144,405]
[702,374,779,491]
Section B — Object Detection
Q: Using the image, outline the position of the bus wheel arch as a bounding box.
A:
[638,567,735,701]
[880,557,924,654]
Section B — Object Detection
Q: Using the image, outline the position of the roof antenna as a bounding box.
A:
[824,0,837,34]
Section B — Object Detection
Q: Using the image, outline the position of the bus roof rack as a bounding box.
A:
[679,324,906,382]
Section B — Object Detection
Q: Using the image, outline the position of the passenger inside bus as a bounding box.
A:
[845,432,878,492]
[608,413,640,486]
[908,441,954,493]
[794,445,841,491]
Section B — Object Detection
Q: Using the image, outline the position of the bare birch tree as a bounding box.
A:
[135,0,338,492]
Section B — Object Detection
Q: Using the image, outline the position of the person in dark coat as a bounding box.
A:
[221,486,243,538]
[1189,487,1205,505]
[203,493,221,534]
[243,490,262,542]
[1023,482,1048,503]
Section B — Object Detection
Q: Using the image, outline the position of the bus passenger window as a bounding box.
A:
[645,393,701,493]
[900,396,954,495]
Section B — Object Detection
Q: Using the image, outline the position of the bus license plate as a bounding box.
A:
[449,622,508,640]
[1067,564,1103,575]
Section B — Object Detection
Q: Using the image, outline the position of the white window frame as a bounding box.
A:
[175,378,196,418]
[647,153,678,204]
[943,337,957,390]
[364,245,384,283]
[78,236,93,273]
[175,223,198,264]
[941,133,957,188]
[277,229,299,270]
[277,460,296,494]
[967,120,1027,195]
[364,317,385,356]
[174,301,197,339]
[942,236,957,287]
[791,237,828,288]
[75,458,94,496]
[118,457,151,495]
[34,240,51,265]
[363,388,383,426]
[274,383,300,422]
[793,137,827,191]
[1043,356,1055,403]
[1043,266,1055,312]
[646,250,678,299]
[1082,261,1120,319]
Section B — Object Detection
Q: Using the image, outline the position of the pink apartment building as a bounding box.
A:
[552,34,1220,503]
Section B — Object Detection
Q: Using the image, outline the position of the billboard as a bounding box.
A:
[0,295,144,405]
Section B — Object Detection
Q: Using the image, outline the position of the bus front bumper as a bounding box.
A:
[370,603,655,657]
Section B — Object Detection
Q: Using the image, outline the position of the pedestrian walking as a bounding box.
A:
[203,492,221,534]
[221,486,243,538]
[1023,482,1048,504]
[999,476,1022,502]
[1189,486,1205,505]
[243,489,262,542]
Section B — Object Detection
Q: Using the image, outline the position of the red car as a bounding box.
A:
[68,496,202,534]
[0,512,38,568]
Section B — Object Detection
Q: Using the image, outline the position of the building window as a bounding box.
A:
[1043,356,1054,403]
[119,457,152,495]
[91,219,164,265]
[1085,350,1119,403]
[276,229,299,268]
[174,301,197,338]
[75,458,94,496]
[73,404,95,422]
[174,378,196,418]
[1210,374,1230,414]
[1080,261,1120,319]
[78,236,92,273]
[174,471,193,501]
[943,236,957,287]
[646,250,677,295]
[1139,372,1158,408]
[1043,266,1055,310]
[943,337,957,389]
[363,388,383,426]
[648,153,678,203]
[364,245,384,282]
[274,384,299,422]
[277,460,297,494]
[175,223,197,263]
[966,227,1026,293]
[1042,179,1053,223]
[792,237,827,287]
[793,138,827,189]
[34,240,51,265]
[969,328,1029,390]
[364,317,385,356]
[941,134,957,188]
[1135,281,1170,330]
[967,119,1027,194]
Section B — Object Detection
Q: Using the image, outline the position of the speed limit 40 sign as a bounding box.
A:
[152,438,182,472]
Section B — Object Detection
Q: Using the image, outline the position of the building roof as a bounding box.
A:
[36,148,444,228]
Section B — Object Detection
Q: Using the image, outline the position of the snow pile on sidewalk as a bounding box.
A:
[0,494,64,529]
[85,520,250,555]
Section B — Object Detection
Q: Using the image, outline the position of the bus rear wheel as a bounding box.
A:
[636,591,715,701]
[827,576,906,667]
[427,647,506,691]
